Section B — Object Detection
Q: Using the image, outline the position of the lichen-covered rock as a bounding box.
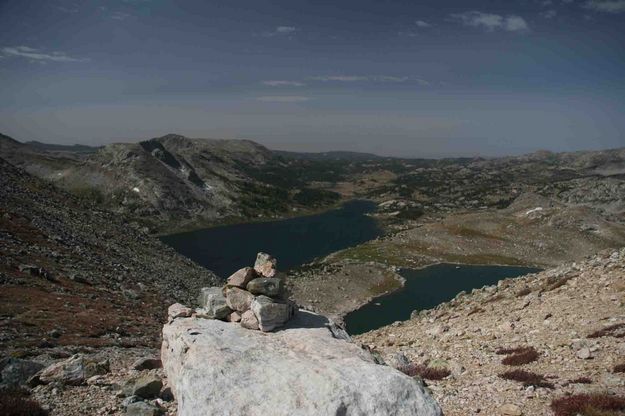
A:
[197,287,231,319]
[251,295,293,332]
[161,312,442,416]
[126,401,163,416]
[226,267,257,288]
[39,354,109,386]
[123,374,163,399]
[225,287,255,313]
[254,252,277,278]
[246,277,283,297]
[0,358,44,388]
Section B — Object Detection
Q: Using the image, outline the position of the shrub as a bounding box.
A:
[0,388,48,416]
[613,363,625,373]
[401,364,451,381]
[588,323,625,339]
[497,346,540,366]
[551,393,625,416]
[499,369,554,389]
[292,188,340,207]
[569,377,592,384]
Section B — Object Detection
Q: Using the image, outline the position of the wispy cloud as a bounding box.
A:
[450,11,530,32]
[311,75,369,82]
[276,26,296,34]
[256,96,310,102]
[415,20,432,28]
[262,26,298,38]
[541,9,558,18]
[583,0,625,13]
[262,80,306,87]
[111,12,131,20]
[310,75,427,84]
[1,46,87,63]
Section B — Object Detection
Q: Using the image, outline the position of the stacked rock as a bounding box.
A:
[196,252,296,332]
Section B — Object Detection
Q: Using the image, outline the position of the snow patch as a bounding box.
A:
[525,207,543,216]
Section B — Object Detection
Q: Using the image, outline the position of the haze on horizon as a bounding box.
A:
[0,0,623,158]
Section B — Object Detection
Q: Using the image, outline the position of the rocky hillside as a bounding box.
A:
[357,248,625,416]
[0,156,219,352]
[0,133,349,233]
[3,132,625,234]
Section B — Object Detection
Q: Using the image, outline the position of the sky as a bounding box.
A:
[0,0,624,157]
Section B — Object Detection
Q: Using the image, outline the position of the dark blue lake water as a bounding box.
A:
[345,263,541,335]
[160,200,382,279]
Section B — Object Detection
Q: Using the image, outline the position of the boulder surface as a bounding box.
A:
[161,311,442,416]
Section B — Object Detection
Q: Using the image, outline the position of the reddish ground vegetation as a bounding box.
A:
[569,377,592,384]
[0,388,48,416]
[496,346,540,366]
[614,363,625,373]
[587,323,625,339]
[499,369,555,389]
[551,393,625,416]
[401,364,451,381]
[542,276,572,292]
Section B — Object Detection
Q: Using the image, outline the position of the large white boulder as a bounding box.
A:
[161,311,442,416]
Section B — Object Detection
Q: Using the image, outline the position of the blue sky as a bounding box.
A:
[0,0,623,157]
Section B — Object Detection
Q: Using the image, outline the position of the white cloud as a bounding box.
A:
[583,0,625,13]
[276,26,296,34]
[541,9,558,18]
[262,26,298,37]
[256,96,310,102]
[310,75,416,83]
[450,11,530,32]
[1,46,87,63]
[415,20,431,27]
[262,80,306,87]
[311,75,369,82]
[375,75,410,82]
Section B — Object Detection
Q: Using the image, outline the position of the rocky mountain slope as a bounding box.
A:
[0,156,219,352]
[0,133,346,233]
[357,248,625,416]
[3,131,625,235]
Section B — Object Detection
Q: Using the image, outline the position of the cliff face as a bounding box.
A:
[357,248,625,416]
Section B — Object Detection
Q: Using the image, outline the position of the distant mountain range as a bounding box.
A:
[2,132,625,234]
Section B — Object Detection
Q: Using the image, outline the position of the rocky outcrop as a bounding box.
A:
[161,310,442,416]
[39,354,109,386]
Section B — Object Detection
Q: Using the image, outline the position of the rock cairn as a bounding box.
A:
[179,252,296,332]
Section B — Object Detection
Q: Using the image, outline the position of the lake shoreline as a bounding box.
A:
[343,262,542,335]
